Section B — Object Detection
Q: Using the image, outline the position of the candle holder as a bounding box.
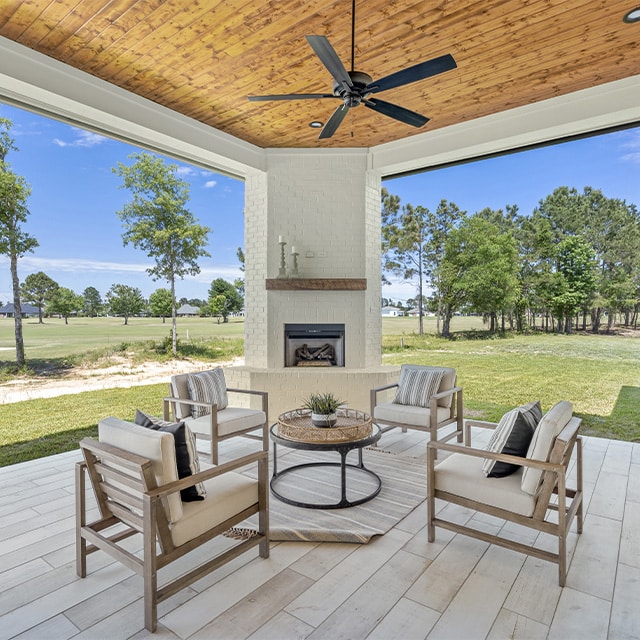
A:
[277,240,287,278]
[290,251,299,277]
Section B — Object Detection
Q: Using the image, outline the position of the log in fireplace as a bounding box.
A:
[284,323,345,367]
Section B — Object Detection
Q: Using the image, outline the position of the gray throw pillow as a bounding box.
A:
[187,368,228,418]
[393,367,444,408]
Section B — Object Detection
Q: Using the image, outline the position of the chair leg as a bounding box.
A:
[143,497,158,633]
[558,532,567,587]
[75,462,87,578]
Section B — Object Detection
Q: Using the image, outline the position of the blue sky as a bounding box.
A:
[1,101,639,305]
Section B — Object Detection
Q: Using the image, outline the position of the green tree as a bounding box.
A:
[208,278,243,322]
[82,286,103,317]
[0,118,38,366]
[106,284,145,325]
[149,288,173,323]
[382,198,431,334]
[209,294,227,324]
[443,216,520,333]
[20,271,59,324]
[534,186,640,332]
[47,287,83,324]
[113,152,211,355]
[425,199,465,335]
[550,236,596,333]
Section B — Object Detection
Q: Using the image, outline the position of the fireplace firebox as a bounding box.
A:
[284,323,345,367]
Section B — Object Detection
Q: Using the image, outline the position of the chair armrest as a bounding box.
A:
[163,396,220,411]
[371,382,399,394]
[431,385,462,401]
[463,418,497,446]
[370,383,399,414]
[426,440,564,474]
[148,450,269,499]
[226,388,269,413]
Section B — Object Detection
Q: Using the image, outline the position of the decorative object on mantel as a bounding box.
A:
[290,245,299,277]
[301,392,346,427]
[277,235,287,278]
[266,278,367,290]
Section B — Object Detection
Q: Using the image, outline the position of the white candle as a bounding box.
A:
[291,246,296,254]
[278,235,284,243]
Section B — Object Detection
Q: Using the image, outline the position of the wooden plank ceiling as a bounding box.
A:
[0,1,638,149]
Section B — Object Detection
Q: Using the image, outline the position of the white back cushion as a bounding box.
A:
[98,417,183,523]
[521,401,573,495]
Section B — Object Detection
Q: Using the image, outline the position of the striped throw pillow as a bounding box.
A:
[482,401,541,477]
[393,367,444,408]
[187,368,229,418]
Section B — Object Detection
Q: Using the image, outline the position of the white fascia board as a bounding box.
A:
[0,36,265,178]
[369,74,640,177]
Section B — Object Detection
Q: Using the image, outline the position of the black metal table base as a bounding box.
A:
[270,439,382,509]
[270,425,382,509]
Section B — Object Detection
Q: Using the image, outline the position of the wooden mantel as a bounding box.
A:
[265,278,367,291]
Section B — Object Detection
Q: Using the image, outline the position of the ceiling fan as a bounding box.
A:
[247,0,457,139]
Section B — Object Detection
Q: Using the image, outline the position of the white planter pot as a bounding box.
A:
[311,412,337,427]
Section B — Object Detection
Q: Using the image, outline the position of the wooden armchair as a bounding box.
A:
[76,417,269,632]
[164,369,268,464]
[370,364,463,444]
[427,401,583,586]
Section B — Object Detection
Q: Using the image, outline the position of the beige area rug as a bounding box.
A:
[233,448,426,544]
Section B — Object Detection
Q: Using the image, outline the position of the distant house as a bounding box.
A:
[381,306,402,317]
[176,304,200,317]
[0,303,40,318]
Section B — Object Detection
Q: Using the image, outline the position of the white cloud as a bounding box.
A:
[2,255,150,274]
[204,180,217,188]
[176,166,197,176]
[619,131,640,163]
[53,129,108,148]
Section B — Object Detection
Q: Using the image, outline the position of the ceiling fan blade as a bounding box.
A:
[318,104,350,139]
[306,35,353,91]
[366,53,457,94]
[248,93,337,101]
[363,98,429,128]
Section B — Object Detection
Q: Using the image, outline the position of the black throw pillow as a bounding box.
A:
[134,410,205,502]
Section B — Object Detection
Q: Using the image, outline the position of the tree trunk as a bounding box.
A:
[442,309,453,338]
[38,305,43,324]
[64,315,69,325]
[10,253,25,367]
[124,314,129,325]
[170,277,178,356]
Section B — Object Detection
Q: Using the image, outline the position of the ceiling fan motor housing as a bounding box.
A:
[333,70,373,106]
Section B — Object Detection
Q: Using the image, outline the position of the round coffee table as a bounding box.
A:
[270,408,382,509]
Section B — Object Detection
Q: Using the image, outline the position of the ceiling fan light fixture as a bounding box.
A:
[623,7,640,22]
[309,121,324,128]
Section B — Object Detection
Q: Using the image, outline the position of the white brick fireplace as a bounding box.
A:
[226,149,397,418]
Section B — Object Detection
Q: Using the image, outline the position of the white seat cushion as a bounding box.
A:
[98,417,183,523]
[374,402,451,429]
[185,407,266,437]
[435,453,536,517]
[170,469,258,547]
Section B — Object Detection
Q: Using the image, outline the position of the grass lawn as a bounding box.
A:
[0,315,245,360]
[1,314,639,466]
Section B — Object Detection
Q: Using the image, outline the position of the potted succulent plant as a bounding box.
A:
[302,392,346,427]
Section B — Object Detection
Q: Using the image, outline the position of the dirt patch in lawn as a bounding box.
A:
[0,357,244,404]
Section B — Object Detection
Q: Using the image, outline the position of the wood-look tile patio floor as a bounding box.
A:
[0,426,638,640]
